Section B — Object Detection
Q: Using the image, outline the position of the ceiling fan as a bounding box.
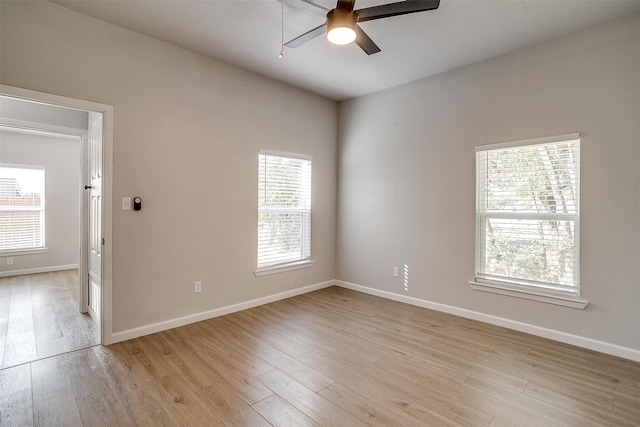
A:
[280,0,440,55]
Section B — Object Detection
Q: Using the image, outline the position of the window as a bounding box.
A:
[0,165,46,252]
[257,152,311,272]
[474,134,581,302]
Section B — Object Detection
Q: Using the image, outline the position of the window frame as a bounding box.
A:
[255,150,312,275]
[470,134,588,309]
[0,164,46,254]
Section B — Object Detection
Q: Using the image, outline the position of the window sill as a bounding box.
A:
[0,248,48,257]
[469,279,588,309]
[255,260,313,277]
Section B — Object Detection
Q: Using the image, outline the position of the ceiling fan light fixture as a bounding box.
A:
[326,9,357,45]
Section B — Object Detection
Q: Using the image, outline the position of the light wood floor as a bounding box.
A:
[1,286,639,426]
[0,270,100,369]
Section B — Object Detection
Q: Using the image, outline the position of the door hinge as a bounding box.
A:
[102,238,105,245]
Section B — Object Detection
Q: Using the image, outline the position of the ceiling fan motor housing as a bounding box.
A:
[326,8,358,45]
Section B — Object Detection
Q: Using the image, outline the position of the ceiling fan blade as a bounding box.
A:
[354,25,381,55]
[284,22,327,48]
[356,0,440,22]
[278,0,329,16]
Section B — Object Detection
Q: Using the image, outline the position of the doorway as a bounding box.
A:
[0,85,113,368]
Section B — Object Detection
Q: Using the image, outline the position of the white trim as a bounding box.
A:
[1,84,115,346]
[0,264,79,278]
[0,85,113,117]
[258,149,312,161]
[335,280,640,363]
[111,279,336,343]
[255,260,314,276]
[475,133,580,152]
[469,280,588,309]
[0,120,86,137]
[0,248,48,257]
[480,211,578,221]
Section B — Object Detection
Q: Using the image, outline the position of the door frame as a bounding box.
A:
[0,84,115,345]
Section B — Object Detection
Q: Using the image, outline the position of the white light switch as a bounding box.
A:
[122,197,132,210]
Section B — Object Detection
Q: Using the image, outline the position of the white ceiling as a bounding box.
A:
[52,0,640,100]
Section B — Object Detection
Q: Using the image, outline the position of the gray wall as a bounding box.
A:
[0,1,337,334]
[0,128,81,274]
[337,13,640,351]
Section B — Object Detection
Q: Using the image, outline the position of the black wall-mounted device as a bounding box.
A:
[133,197,142,211]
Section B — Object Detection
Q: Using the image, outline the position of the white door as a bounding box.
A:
[87,112,102,322]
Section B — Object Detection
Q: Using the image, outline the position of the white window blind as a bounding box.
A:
[475,134,580,295]
[0,165,46,252]
[258,153,311,269]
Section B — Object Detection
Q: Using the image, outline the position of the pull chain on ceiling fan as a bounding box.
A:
[279,0,440,55]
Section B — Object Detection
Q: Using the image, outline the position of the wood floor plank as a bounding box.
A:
[194,320,274,376]
[225,309,335,364]
[1,342,37,369]
[489,417,517,427]
[0,388,33,427]
[304,350,418,413]
[374,352,469,386]
[408,342,529,393]
[524,376,615,411]
[201,380,273,427]
[67,347,111,399]
[523,382,631,426]
[0,363,30,398]
[400,399,487,427]
[267,303,399,361]
[252,393,321,427]
[458,378,562,427]
[485,344,640,398]
[120,336,176,383]
[144,331,225,390]
[35,336,69,360]
[234,307,339,355]
[206,316,334,392]
[612,392,640,422]
[318,381,411,427]
[32,305,64,343]
[334,351,494,426]
[463,375,606,427]
[265,298,396,362]
[92,345,181,426]
[31,355,83,427]
[144,330,273,426]
[3,291,37,368]
[257,368,368,427]
[77,387,134,427]
[183,337,274,404]
[141,373,227,426]
[0,290,11,367]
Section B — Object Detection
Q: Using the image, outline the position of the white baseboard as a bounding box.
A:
[0,264,79,278]
[336,280,640,363]
[111,279,336,343]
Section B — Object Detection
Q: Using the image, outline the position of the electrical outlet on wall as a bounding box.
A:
[393,267,399,277]
[194,281,202,293]
[6,257,13,265]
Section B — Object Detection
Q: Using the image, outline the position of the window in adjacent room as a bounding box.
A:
[0,165,46,253]
[256,152,312,273]
[473,134,583,305]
